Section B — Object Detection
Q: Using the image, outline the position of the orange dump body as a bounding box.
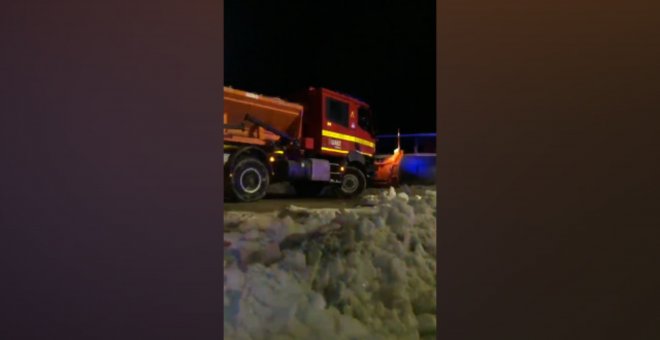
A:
[223,87,303,145]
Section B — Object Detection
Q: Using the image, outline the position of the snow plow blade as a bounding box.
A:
[372,148,404,187]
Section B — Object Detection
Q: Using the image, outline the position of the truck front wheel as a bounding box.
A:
[338,166,367,198]
[227,157,269,202]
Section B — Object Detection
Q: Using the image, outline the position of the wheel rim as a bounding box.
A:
[239,168,262,194]
[341,173,359,193]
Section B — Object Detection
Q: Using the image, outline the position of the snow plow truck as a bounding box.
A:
[223,86,403,202]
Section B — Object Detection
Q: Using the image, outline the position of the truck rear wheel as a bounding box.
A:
[227,157,269,202]
[338,166,366,198]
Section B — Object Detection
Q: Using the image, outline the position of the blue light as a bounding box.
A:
[400,155,436,183]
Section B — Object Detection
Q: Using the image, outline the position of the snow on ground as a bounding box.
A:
[223,187,437,340]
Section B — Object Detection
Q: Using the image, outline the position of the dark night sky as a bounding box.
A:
[224,0,436,135]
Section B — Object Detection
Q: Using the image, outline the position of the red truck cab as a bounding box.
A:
[291,87,376,159]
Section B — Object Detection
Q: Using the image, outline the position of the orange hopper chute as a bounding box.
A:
[373,129,404,186]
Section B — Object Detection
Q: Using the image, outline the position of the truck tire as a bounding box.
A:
[227,157,269,202]
[292,181,326,197]
[338,166,367,198]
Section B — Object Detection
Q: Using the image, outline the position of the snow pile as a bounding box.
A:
[224,187,437,340]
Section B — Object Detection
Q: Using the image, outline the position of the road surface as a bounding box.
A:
[224,183,434,213]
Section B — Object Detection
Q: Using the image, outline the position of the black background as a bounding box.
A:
[1,1,223,338]
[438,0,660,338]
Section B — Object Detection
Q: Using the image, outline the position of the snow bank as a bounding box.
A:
[224,187,437,340]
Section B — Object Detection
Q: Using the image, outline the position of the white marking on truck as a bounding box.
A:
[329,139,342,148]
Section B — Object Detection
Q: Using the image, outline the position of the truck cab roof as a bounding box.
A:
[308,87,370,108]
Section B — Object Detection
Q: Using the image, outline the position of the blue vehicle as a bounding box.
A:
[375,133,436,184]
